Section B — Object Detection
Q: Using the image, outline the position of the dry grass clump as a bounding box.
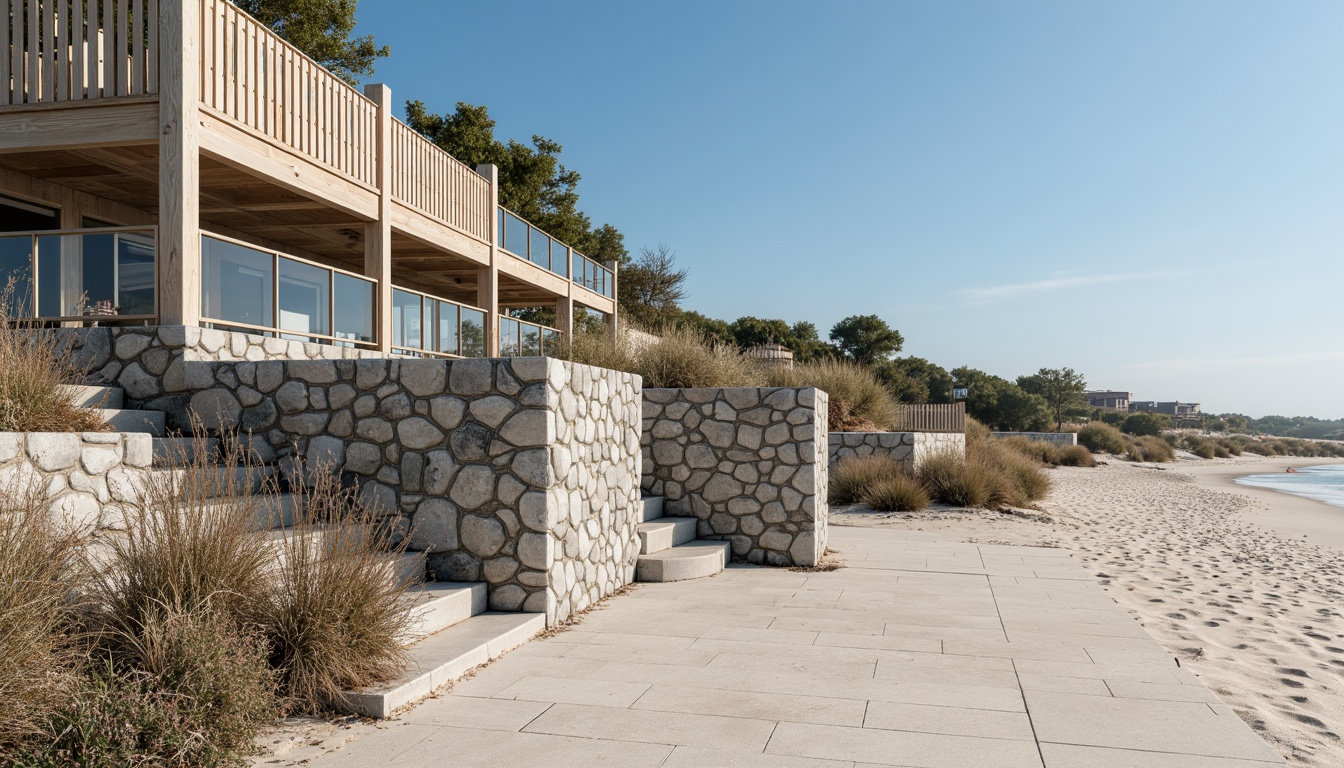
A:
[1126,435,1176,463]
[1056,445,1097,467]
[561,325,755,388]
[263,465,412,712]
[0,483,82,755]
[0,283,108,433]
[965,416,992,443]
[1078,422,1127,454]
[830,454,905,505]
[971,439,1053,508]
[862,474,930,512]
[916,450,996,508]
[767,359,899,432]
[997,437,1096,468]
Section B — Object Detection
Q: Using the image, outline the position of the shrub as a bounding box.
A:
[0,282,109,433]
[965,416,992,443]
[861,474,930,512]
[1127,436,1176,463]
[917,451,995,508]
[1055,444,1096,467]
[1122,412,1171,437]
[972,439,1052,507]
[561,325,755,389]
[997,436,1056,464]
[1078,422,1127,454]
[830,455,904,505]
[262,466,413,712]
[1191,442,1216,460]
[0,484,81,754]
[767,359,899,431]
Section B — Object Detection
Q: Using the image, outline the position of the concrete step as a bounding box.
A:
[258,526,423,584]
[98,408,165,436]
[401,582,489,643]
[67,384,123,409]
[335,611,545,718]
[189,493,297,531]
[640,495,664,522]
[152,437,221,467]
[637,516,698,555]
[636,540,731,583]
[151,465,277,496]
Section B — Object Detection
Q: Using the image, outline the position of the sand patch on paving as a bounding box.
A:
[837,458,1344,766]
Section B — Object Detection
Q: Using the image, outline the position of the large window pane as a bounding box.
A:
[36,235,63,317]
[504,212,528,256]
[114,233,155,316]
[460,308,485,357]
[78,233,116,313]
[529,227,549,269]
[0,235,33,317]
[278,257,330,339]
[540,328,558,355]
[551,242,569,278]
[392,289,422,350]
[520,323,541,356]
[499,317,521,357]
[202,236,274,329]
[333,273,374,345]
[438,301,459,356]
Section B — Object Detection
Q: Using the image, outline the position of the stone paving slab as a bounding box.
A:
[299,526,1286,768]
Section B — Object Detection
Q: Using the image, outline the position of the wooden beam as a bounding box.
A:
[364,83,392,354]
[389,199,489,266]
[0,165,155,225]
[0,100,159,152]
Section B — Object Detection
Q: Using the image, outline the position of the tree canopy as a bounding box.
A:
[234,0,388,84]
[619,245,688,329]
[950,367,1051,432]
[829,315,903,367]
[876,357,955,404]
[1017,368,1087,431]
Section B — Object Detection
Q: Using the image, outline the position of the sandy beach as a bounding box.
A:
[834,454,1344,766]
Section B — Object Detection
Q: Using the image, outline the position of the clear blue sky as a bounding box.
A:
[356,1,1344,419]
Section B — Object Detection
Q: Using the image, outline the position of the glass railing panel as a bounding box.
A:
[278,257,331,340]
[529,226,550,269]
[438,300,460,356]
[35,235,64,317]
[503,211,529,256]
[77,233,116,314]
[499,317,521,357]
[460,308,486,357]
[117,233,156,317]
[333,272,375,345]
[392,288,423,350]
[540,327,558,355]
[520,322,541,356]
[552,242,569,278]
[202,235,274,329]
[0,235,33,316]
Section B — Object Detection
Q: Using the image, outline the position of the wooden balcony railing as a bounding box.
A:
[390,118,491,243]
[892,403,966,433]
[0,0,159,106]
[200,0,378,188]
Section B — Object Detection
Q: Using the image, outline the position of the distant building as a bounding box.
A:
[745,343,795,369]
[1129,401,1202,417]
[1085,390,1133,411]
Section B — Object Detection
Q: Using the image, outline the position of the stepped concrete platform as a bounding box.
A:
[635,540,731,583]
[636,516,697,555]
[152,436,221,466]
[640,494,664,522]
[301,526,1286,768]
[66,384,123,409]
[97,408,165,435]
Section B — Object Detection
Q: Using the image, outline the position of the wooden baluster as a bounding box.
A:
[0,0,11,106]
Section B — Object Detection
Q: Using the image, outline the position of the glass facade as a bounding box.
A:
[0,229,157,320]
[461,308,486,357]
[333,273,374,345]
[202,236,273,329]
[278,258,330,339]
[499,316,521,357]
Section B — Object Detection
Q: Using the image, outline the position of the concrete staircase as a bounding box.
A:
[71,381,545,719]
[635,495,731,582]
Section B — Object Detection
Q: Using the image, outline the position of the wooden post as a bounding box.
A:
[604,259,619,340]
[59,195,81,323]
[476,163,500,357]
[363,83,392,353]
[556,293,574,341]
[159,0,202,326]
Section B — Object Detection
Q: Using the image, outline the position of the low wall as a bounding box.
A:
[187,357,641,626]
[828,431,965,473]
[992,432,1077,446]
[641,387,828,567]
[0,431,152,532]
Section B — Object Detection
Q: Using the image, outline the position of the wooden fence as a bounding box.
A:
[892,403,966,433]
[199,0,378,188]
[390,118,491,243]
[0,0,158,105]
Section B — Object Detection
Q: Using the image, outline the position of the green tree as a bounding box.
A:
[1017,368,1087,432]
[619,245,688,329]
[234,0,389,84]
[404,101,626,264]
[829,315,903,367]
[727,318,834,363]
[676,311,734,346]
[875,357,954,404]
[1122,412,1171,437]
[950,367,1051,432]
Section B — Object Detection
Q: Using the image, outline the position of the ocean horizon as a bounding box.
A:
[1235,464,1344,509]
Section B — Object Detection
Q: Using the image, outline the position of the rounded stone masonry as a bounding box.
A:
[642,387,828,567]
[827,431,966,474]
[0,432,153,535]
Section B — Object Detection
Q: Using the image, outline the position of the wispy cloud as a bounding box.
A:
[961,271,1175,305]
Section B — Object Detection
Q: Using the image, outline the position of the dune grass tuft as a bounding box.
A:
[0,282,109,433]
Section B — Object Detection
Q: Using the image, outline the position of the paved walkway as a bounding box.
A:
[307,526,1286,767]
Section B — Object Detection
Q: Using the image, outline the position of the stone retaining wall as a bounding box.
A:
[0,431,152,533]
[641,387,827,567]
[185,357,641,625]
[828,431,966,473]
[991,432,1078,446]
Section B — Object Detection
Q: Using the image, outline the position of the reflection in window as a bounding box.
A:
[520,323,541,356]
[529,226,549,269]
[541,328,558,355]
[116,233,156,316]
[438,301,459,356]
[392,289,422,350]
[499,316,521,357]
[0,235,33,316]
[503,211,528,256]
[202,236,274,328]
[333,273,374,344]
[460,308,486,357]
[551,242,569,278]
[279,258,330,340]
